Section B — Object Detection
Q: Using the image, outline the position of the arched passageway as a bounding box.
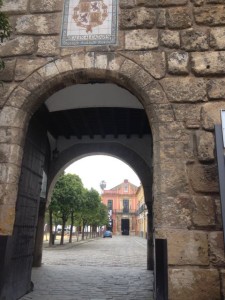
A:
[0,74,154,299]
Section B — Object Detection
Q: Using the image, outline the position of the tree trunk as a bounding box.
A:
[82,221,85,241]
[49,208,53,247]
[60,219,66,245]
[69,212,74,243]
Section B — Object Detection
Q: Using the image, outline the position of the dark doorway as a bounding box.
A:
[121,219,129,235]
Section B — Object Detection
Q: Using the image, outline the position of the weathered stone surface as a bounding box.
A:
[15,58,46,81]
[16,13,61,35]
[158,0,188,5]
[127,51,166,79]
[210,28,225,49]
[192,0,204,6]
[120,8,156,29]
[143,81,167,104]
[37,62,59,80]
[201,102,225,130]
[168,51,189,74]
[169,269,220,300]
[154,193,193,228]
[37,36,60,57]
[173,104,201,128]
[191,51,225,75]
[0,36,35,57]
[194,5,225,26]
[209,231,225,267]
[0,106,28,128]
[21,72,45,93]
[160,30,180,48]
[120,59,141,79]
[196,131,215,162]
[192,196,216,227]
[0,59,16,82]
[161,78,206,102]
[208,78,225,99]
[0,127,25,145]
[0,183,18,205]
[181,29,209,51]
[0,144,23,165]
[221,270,225,300]
[188,164,219,193]
[154,162,190,195]
[30,0,63,12]
[0,83,17,108]
[0,204,15,235]
[167,7,192,29]
[215,199,222,228]
[157,9,166,28]
[125,29,158,50]
[7,86,31,109]
[156,229,209,265]
[0,163,21,184]
[1,0,28,13]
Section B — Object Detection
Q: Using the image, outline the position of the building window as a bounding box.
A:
[108,200,113,210]
[123,199,129,213]
[124,183,128,192]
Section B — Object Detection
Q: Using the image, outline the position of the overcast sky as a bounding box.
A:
[65,155,141,193]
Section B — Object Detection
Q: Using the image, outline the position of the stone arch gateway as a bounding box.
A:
[0,0,225,299]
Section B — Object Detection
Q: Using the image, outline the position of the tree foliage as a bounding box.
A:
[0,0,11,70]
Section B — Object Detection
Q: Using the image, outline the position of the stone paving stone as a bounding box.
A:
[20,236,153,300]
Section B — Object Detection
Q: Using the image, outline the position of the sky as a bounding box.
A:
[65,155,141,193]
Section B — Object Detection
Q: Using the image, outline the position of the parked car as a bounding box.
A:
[103,230,112,238]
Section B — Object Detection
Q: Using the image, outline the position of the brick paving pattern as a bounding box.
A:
[21,236,154,300]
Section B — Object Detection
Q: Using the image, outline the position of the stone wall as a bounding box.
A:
[0,0,225,299]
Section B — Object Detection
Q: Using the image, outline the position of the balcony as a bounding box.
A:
[113,209,136,215]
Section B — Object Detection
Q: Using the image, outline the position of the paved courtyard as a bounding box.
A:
[21,236,154,300]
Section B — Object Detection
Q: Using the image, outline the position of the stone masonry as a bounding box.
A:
[0,0,225,299]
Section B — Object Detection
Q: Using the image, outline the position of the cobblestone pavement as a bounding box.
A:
[21,236,154,300]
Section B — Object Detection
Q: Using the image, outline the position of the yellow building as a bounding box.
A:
[136,186,147,239]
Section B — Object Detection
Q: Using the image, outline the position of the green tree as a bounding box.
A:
[50,173,83,245]
[0,0,11,70]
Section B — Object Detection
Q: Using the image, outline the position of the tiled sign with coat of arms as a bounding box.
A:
[61,0,118,46]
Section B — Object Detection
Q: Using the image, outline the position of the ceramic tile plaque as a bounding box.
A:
[61,0,118,46]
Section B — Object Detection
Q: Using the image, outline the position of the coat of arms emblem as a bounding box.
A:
[73,0,108,33]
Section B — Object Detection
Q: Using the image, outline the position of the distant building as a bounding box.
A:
[101,179,138,236]
[136,186,148,239]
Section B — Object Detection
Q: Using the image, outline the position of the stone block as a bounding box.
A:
[188,164,219,193]
[120,59,141,79]
[157,9,166,28]
[208,78,225,99]
[181,29,209,51]
[37,36,60,57]
[209,231,225,267]
[155,229,209,265]
[55,57,73,74]
[194,5,225,26]
[143,81,167,104]
[120,8,156,29]
[0,36,35,57]
[0,59,16,82]
[0,83,17,108]
[154,193,193,228]
[191,51,225,75]
[167,7,192,29]
[0,204,15,235]
[129,51,166,79]
[125,29,158,50]
[1,0,28,13]
[147,104,174,123]
[16,13,61,35]
[37,62,59,80]
[201,102,225,130]
[158,0,188,5]
[210,28,225,49]
[196,130,215,162]
[21,72,45,93]
[192,196,216,227]
[161,78,206,102]
[169,268,220,300]
[0,144,23,165]
[0,183,18,205]
[0,127,25,145]
[7,86,31,109]
[15,58,46,81]
[0,106,28,128]
[154,162,190,195]
[172,103,201,129]
[168,51,189,75]
[30,0,63,12]
[160,30,180,48]
[0,163,21,184]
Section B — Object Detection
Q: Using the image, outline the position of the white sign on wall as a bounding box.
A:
[222,110,225,148]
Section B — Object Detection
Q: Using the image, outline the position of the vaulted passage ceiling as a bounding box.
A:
[39,106,151,140]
